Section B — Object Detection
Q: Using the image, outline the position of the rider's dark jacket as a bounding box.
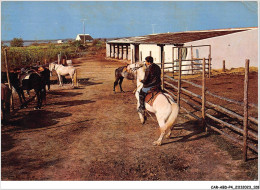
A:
[140,63,161,88]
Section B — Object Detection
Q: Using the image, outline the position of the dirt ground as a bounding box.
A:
[1,53,258,181]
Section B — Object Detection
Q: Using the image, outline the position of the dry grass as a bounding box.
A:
[212,67,258,75]
[165,67,258,80]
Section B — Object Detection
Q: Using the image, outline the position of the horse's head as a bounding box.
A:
[128,62,145,71]
[49,62,54,72]
[48,62,57,76]
[127,62,146,81]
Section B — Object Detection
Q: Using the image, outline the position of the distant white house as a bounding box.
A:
[57,40,63,44]
[75,34,93,42]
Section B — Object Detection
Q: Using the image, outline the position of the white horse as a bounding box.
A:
[49,62,77,87]
[130,62,179,146]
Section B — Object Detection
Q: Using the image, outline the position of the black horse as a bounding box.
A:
[113,65,136,93]
[41,67,51,91]
[25,66,51,91]
[2,71,46,109]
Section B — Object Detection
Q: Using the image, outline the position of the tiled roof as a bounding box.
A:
[107,28,255,45]
[79,35,93,41]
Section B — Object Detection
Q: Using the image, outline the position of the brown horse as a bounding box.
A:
[1,83,11,122]
[113,65,136,93]
[1,71,46,110]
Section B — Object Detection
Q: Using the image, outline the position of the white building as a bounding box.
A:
[106,27,258,71]
[75,34,93,42]
[57,40,63,44]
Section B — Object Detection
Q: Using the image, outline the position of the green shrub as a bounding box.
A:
[1,43,84,69]
[10,38,24,47]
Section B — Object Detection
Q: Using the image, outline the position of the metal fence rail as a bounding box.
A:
[161,51,258,161]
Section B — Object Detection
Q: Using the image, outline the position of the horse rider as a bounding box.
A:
[138,56,161,116]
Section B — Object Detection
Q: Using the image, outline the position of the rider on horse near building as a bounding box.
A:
[137,56,161,116]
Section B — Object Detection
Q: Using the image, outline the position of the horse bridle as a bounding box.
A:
[130,63,146,72]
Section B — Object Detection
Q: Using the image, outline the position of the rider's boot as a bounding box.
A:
[137,90,146,119]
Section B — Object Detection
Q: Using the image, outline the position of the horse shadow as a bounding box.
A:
[1,153,64,179]
[50,77,71,85]
[1,134,15,152]
[47,91,83,98]
[163,119,210,145]
[78,78,103,86]
[3,110,72,132]
[48,99,95,108]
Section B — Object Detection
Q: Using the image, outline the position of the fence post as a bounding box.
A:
[202,58,207,131]
[172,47,175,78]
[4,48,14,110]
[177,48,182,107]
[140,51,142,63]
[208,45,211,78]
[223,60,226,72]
[243,59,249,162]
[162,51,165,90]
[191,45,194,75]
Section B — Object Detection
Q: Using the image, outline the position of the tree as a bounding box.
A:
[71,40,85,51]
[10,38,24,47]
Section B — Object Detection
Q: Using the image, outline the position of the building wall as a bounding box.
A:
[106,28,258,69]
[185,29,258,69]
[106,43,110,57]
[139,44,161,63]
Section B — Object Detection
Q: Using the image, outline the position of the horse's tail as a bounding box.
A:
[163,102,179,132]
[41,77,47,103]
[114,68,118,78]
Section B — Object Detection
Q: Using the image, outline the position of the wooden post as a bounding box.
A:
[117,44,119,59]
[202,58,207,131]
[208,45,211,78]
[109,44,111,58]
[131,49,133,64]
[58,53,61,64]
[121,45,123,59]
[243,59,249,162]
[62,59,66,65]
[4,48,14,110]
[162,51,165,90]
[118,45,123,59]
[223,60,226,72]
[177,48,182,107]
[172,47,175,78]
[140,51,142,63]
[191,45,194,75]
[149,51,152,56]
[126,45,128,60]
[76,69,79,87]
[113,44,115,58]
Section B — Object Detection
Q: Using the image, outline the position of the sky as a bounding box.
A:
[1,1,258,41]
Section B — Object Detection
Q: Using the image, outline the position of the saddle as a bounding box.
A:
[144,86,162,106]
[18,69,40,87]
